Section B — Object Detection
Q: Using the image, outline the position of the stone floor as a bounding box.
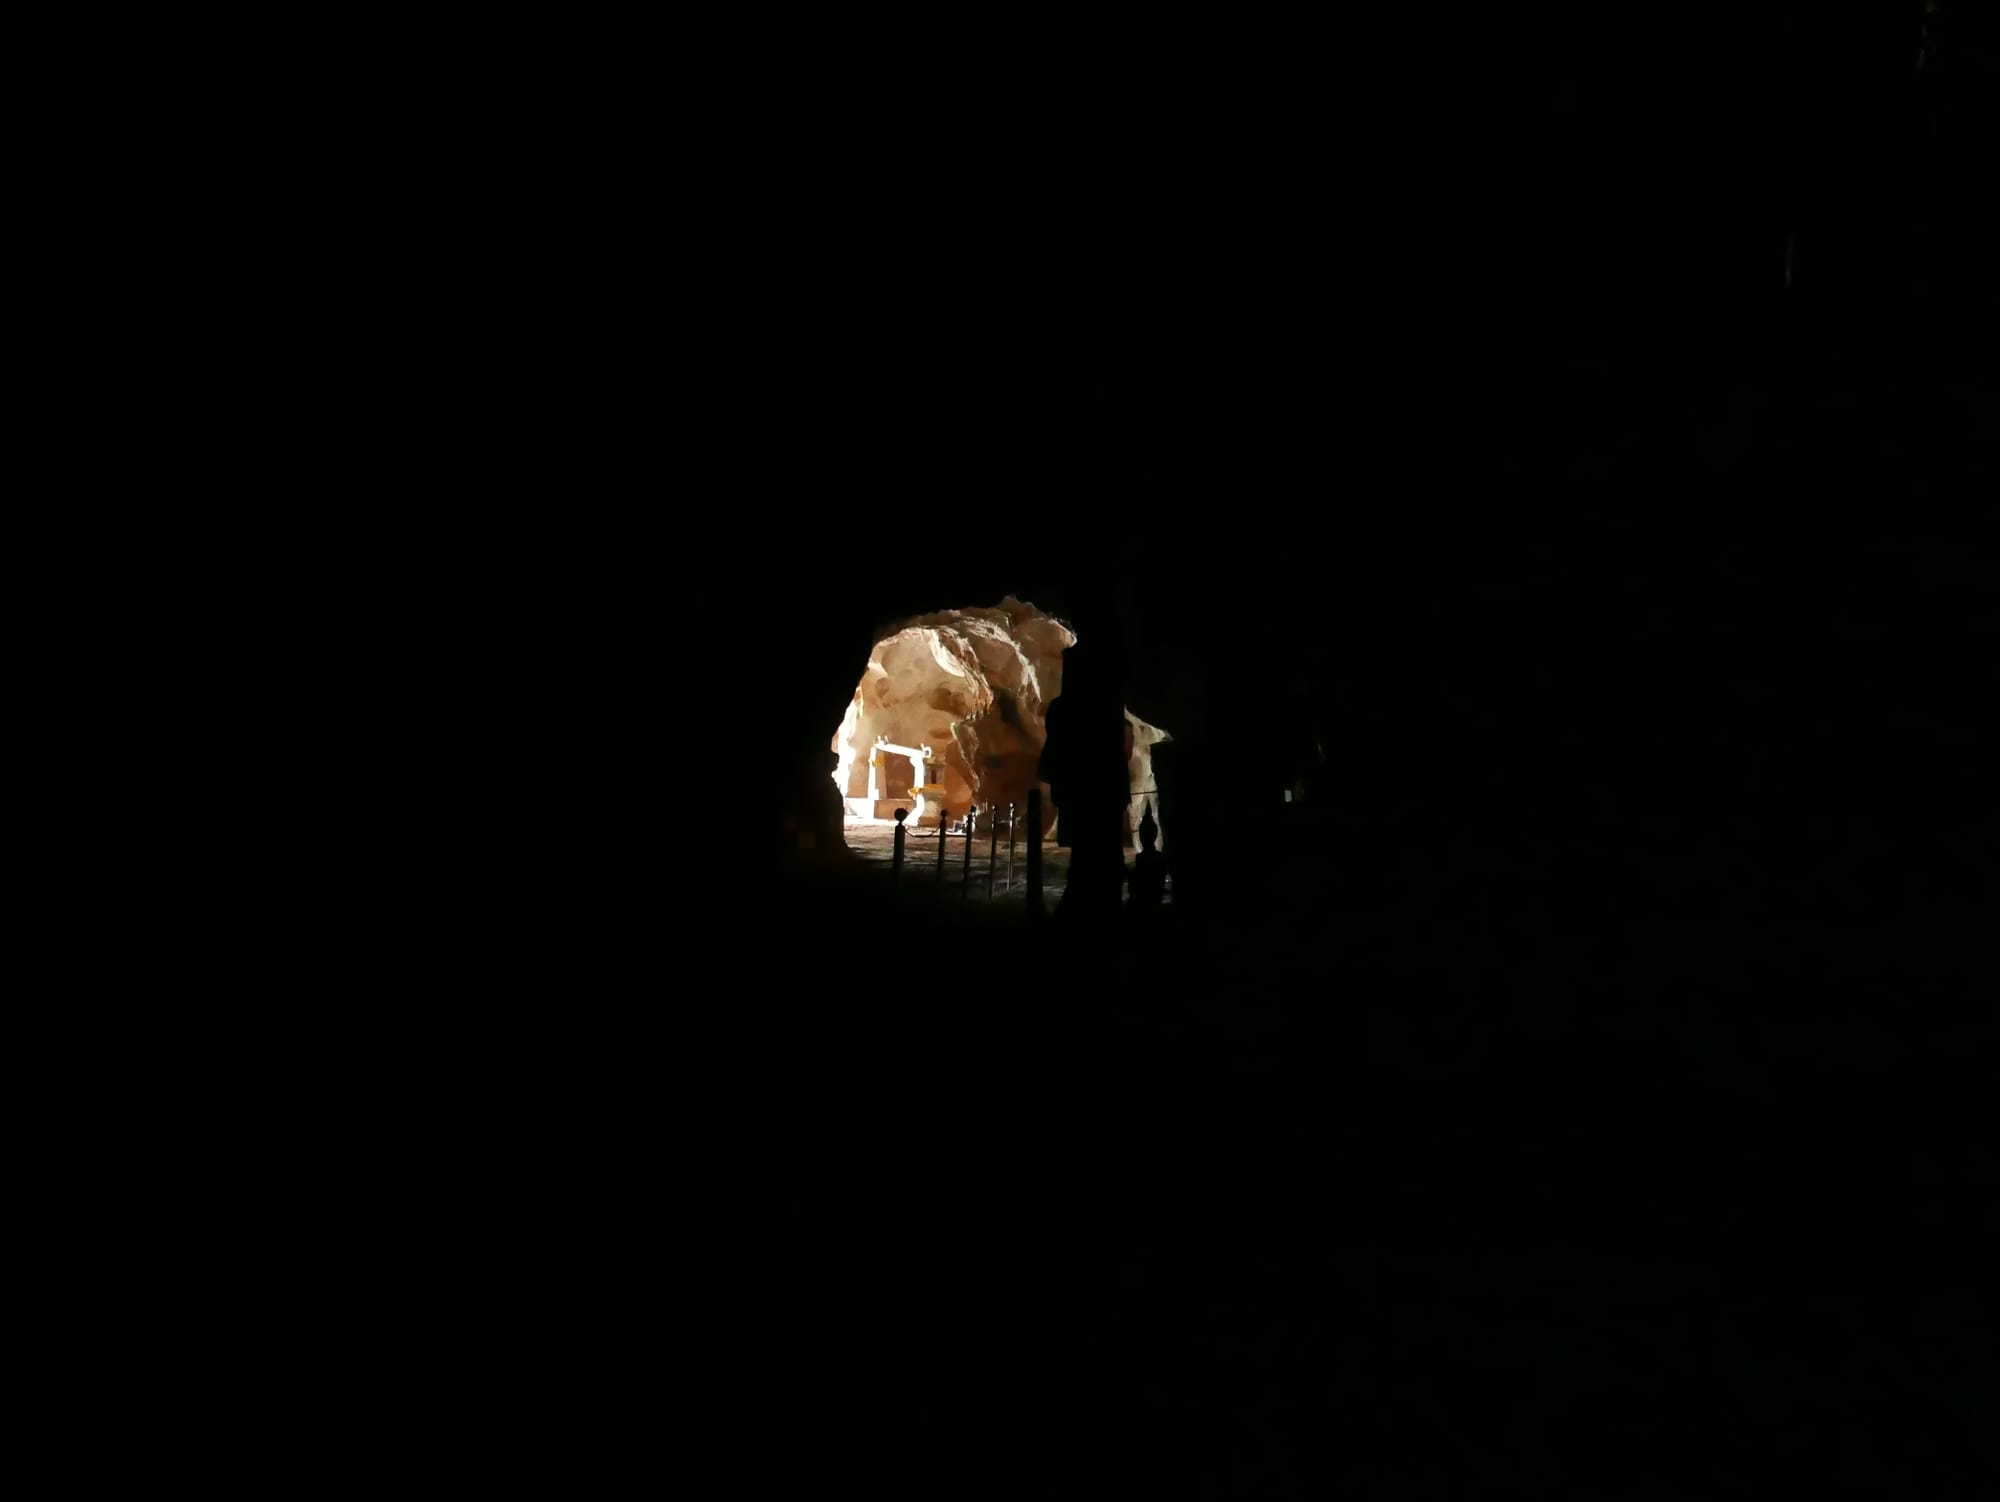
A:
[841,820,1073,906]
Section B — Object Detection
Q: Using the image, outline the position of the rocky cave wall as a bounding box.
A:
[1125,710,1169,850]
[832,596,1168,836]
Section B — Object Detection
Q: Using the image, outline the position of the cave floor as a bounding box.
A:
[840,821,1076,906]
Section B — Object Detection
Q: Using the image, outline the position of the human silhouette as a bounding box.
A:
[1039,639,1129,920]
[1128,799,1166,910]
[891,806,907,881]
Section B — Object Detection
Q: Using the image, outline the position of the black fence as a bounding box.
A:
[885,788,1167,915]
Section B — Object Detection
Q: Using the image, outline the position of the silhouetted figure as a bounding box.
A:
[892,806,908,881]
[1039,639,1129,920]
[1128,799,1166,910]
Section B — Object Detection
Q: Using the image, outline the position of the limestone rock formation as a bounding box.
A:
[831,597,1168,835]
[1126,709,1170,850]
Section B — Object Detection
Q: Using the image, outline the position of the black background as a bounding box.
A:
[10,8,2000,1495]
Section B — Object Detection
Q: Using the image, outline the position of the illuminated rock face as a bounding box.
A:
[831,596,1168,834]
[1126,710,1170,851]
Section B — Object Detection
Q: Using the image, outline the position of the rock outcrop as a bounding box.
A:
[1125,709,1170,851]
[831,597,1168,835]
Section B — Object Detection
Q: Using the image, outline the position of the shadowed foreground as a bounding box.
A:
[754,859,2000,1495]
[9,809,2000,1496]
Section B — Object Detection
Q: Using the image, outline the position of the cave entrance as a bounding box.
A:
[830,596,1073,840]
[828,596,1171,868]
[854,740,940,826]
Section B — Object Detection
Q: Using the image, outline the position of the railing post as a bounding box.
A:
[961,804,976,899]
[1006,802,1017,896]
[936,801,949,892]
[987,800,1000,899]
[1026,788,1044,917]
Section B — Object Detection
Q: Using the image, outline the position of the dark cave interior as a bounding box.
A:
[14,9,2000,1495]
